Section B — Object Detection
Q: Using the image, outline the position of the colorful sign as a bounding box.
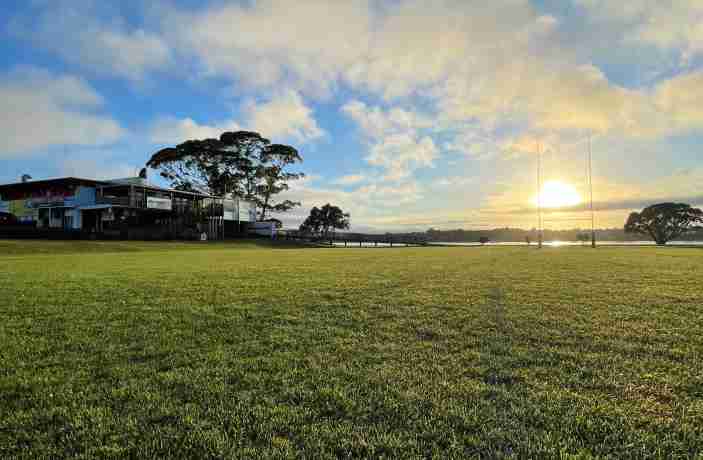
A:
[3,186,76,202]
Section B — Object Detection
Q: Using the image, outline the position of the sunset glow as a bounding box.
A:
[533,181,582,209]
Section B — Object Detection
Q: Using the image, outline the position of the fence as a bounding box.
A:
[279,230,428,247]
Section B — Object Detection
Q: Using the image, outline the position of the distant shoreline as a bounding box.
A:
[427,241,703,247]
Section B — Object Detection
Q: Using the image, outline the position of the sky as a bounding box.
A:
[1,0,702,232]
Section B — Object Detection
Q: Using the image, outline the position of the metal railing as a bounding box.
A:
[95,196,131,206]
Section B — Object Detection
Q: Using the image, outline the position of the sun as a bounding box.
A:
[532,180,582,209]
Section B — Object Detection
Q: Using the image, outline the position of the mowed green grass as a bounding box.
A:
[1,240,702,459]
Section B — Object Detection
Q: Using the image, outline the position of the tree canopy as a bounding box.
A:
[625,203,703,245]
[147,131,303,219]
[299,204,350,236]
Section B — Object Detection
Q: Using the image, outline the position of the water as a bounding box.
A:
[429,241,703,247]
[328,240,703,248]
[331,241,395,247]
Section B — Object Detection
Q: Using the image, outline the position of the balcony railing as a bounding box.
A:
[96,196,131,206]
[95,189,229,217]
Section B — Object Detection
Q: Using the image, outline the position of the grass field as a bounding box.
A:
[1,240,702,458]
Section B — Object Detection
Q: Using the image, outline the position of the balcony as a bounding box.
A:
[95,196,132,207]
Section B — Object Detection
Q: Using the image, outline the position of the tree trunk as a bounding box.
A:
[260,189,271,221]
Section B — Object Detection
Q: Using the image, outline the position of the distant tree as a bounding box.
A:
[300,206,322,235]
[147,131,303,218]
[21,174,32,183]
[320,204,350,236]
[479,236,490,245]
[625,203,703,245]
[300,204,349,237]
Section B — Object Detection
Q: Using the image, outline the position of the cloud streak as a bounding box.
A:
[11,1,172,82]
[0,67,125,157]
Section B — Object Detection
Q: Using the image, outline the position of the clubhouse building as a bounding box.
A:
[0,175,256,240]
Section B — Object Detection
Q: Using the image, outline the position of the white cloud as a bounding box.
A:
[653,71,703,130]
[163,0,546,101]
[355,181,424,207]
[444,130,505,158]
[342,100,439,180]
[16,0,703,150]
[435,176,478,188]
[333,174,367,186]
[0,67,125,157]
[149,117,241,144]
[242,90,324,142]
[576,0,703,65]
[12,1,172,81]
[164,0,371,97]
[341,100,433,139]
[367,134,438,181]
[59,156,140,180]
[148,90,322,145]
[345,0,541,99]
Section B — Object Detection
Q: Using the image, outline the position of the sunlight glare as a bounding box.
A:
[532,180,582,209]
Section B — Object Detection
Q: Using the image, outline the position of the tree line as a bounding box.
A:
[147,131,702,245]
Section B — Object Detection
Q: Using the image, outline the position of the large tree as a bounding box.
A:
[625,203,703,245]
[147,133,265,195]
[147,131,303,219]
[255,144,304,220]
[300,204,350,236]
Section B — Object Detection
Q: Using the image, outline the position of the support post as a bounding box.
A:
[588,134,596,249]
[537,141,543,249]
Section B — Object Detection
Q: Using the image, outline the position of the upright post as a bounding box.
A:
[537,141,543,249]
[588,134,596,248]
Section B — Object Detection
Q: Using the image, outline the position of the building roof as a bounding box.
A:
[0,176,248,202]
[99,181,220,199]
[0,177,109,193]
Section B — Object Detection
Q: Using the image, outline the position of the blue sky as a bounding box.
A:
[1,0,702,231]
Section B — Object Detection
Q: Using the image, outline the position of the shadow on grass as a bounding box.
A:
[0,237,317,256]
